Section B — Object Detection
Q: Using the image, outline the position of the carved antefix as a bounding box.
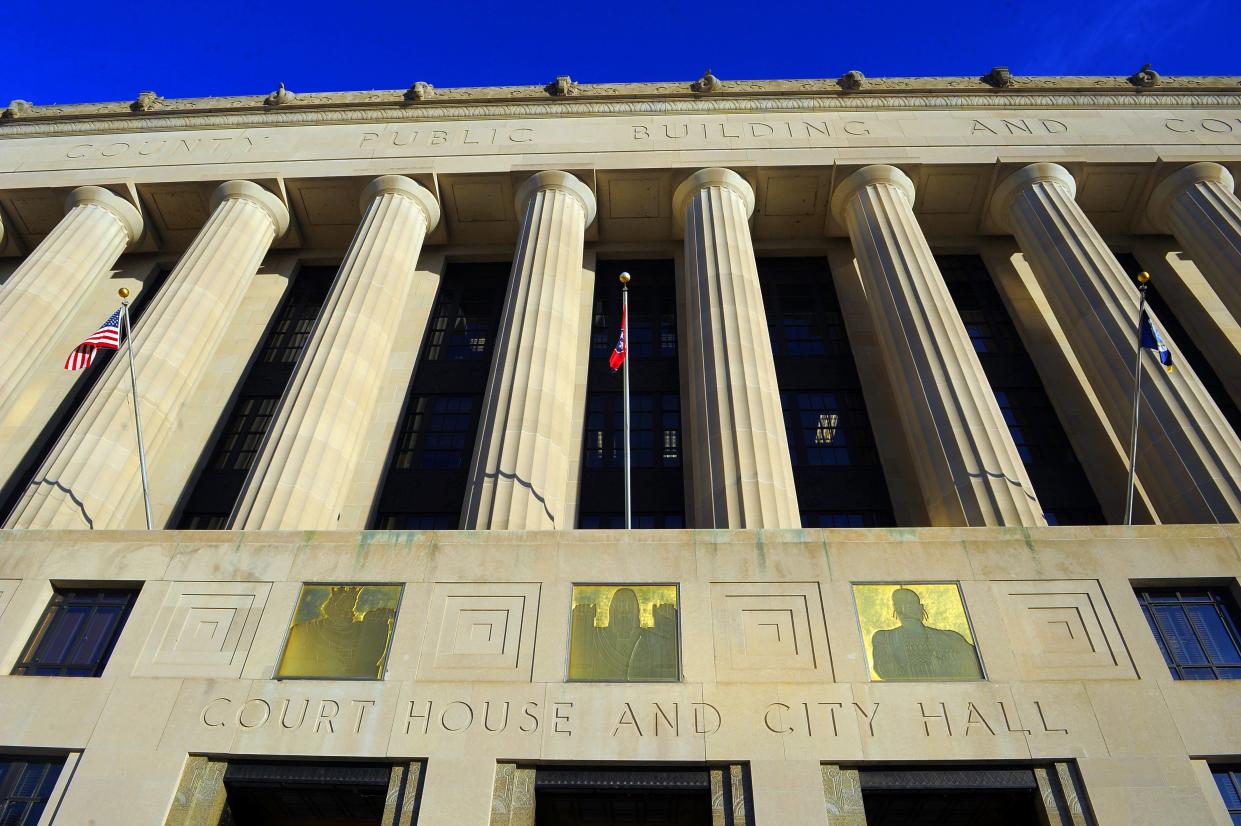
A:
[691,69,721,93]
[853,583,984,681]
[404,81,434,101]
[838,70,865,91]
[983,66,1015,88]
[264,82,296,106]
[131,91,163,112]
[2,99,33,119]
[1129,63,1161,88]
[568,585,680,681]
[544,75,578,96]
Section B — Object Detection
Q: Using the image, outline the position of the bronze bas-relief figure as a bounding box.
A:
[569,587,678,681]
[870,587,982,681]
[278,585,397,679]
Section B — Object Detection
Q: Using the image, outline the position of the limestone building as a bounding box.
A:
[1,68,1241,825]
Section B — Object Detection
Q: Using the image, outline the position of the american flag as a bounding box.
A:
[64,308,123,371]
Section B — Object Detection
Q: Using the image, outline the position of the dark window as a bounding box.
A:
[1115,254,1241,437]
[14,587,138,677]
[578,513,686,529]
[860,767,1041,826]
[938,255,1104,525]
[583,393,681,469]
[0,267,170,525]
[760,258,894,527]
[372,263,510,529]
[391,395,479,470]
[577,260,686,528]
[0,757,65,825]
[1212,765,1241,824]
[1137,586,1241,680]
[175,267,336,528]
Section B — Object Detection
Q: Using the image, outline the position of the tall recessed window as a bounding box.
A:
[1115,253,1241,437]
[1137,586,1241,680]
[1211,765,1241,824]
[14,587,139,677]
[372,262,510,529]
[938,255,1103,525]
[760,258,894,528]
[0,757,66,825]
[577,260,685,528]
[175,266,336,528]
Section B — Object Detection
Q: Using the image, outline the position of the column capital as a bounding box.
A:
[1147,162,1235,230]
[211,180,290,238]
[830,165,915,222]
[991,162,1076,229]
[361,175,441,231]
[515,170,596,226]
[66,186,143,245]
[674,168,755,224]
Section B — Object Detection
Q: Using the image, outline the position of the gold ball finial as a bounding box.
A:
[118,287,130,299]
[619,272,631,284]
[1136,271,1151,285]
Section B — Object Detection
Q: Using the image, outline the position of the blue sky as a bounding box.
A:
[2,0,1236,105]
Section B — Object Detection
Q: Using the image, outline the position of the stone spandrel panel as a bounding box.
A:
[135,582,272,678]
[994,580,1136,681]
[417,583,540,682]
[709,582,832,682]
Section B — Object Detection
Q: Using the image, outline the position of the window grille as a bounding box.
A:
[14,588,138,677]
[1137,587,1241,680]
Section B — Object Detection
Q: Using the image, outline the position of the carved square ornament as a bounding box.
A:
[710,582,832,681]
[993,580,1136,680]
[418,583,540,682]
[135,581,272,677]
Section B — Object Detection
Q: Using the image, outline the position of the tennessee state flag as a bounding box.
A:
[608,306,627,372]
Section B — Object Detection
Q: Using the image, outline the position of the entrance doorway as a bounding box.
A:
[533,768,714,826]
[860,767,1041,826]
[218,762,390,826]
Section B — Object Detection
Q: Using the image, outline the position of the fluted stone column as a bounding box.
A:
[462,171,596,530]
[233,176,440,530]
[995,162,1241,522]
[832,166,1045,526]
[0,187,143,407]
[1148,162,1241,323]
[5,180,289,529]
[675,168,799,528]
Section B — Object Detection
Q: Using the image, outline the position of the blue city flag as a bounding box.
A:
[1139,311,1174,372]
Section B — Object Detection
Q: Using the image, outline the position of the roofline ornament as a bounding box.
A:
[982,66,1015,88]
[404,81,434,102]
[2,100,33,120]
[838,70,865,91]
[545,76,578,96]
[131,91,163,112]
[691,69,721,93]
[1129,64,1161,88]
[264,82,296,106]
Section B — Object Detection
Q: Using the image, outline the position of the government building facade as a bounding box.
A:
[0,69,1240,825]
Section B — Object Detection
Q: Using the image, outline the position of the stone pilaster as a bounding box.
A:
[832,165,1045,526]
[233,175,439,530]
[675,168,800,528]
[5,180,288,529]
[994,162,1241,522]
[1148,162,1241,323]
[0,186,143,408]
[462,171,596,530]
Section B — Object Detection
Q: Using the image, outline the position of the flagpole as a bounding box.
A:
[619,272,632,529]
[119,288,154,530]
[1124,271,1151,526]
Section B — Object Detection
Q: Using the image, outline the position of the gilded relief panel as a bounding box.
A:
[276,584,401,679]
[568,585,679,681]
[853,583,983,681]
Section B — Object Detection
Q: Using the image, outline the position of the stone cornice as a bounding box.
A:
[2,75,1239,138]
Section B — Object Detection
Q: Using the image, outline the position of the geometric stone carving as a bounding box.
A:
[135,582,272,678]
[418,583,540,682]
[0,580,18,621]
[490,763,536,826]
[993,580,1136,680]
[710,582,832,681]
